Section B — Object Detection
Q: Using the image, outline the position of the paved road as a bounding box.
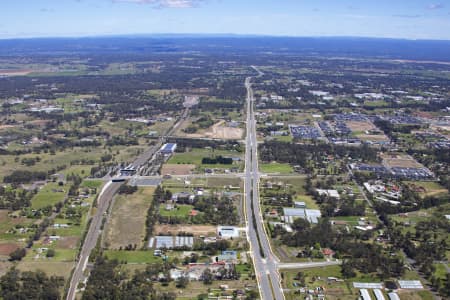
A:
[244,75,284,300]
[66,181,121,300]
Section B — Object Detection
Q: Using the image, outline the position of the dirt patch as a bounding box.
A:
[56,236,79,249]
[179,120,244,140]
[154,224,216,236]
[161,164,196,175]
[205,120,244,140]
[345,121,376,132]
[0,243,20,256]
[356,134,389,142]
[104,187,154,249]
[17,262,74,279]
[381,154,424,168]
[0,261,13,277]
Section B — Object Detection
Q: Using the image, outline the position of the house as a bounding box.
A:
[322,248,335,257]
[267,209,279,218]
[316,189,340,199]
[217,250,238,262]
[171,192,192,202]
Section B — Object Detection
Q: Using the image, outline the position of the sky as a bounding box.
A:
[0,0,449,40]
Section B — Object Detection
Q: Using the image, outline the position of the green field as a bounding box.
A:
[168,148,243,169]
[104,250,164,263]
[159,205,194,218]
[80,180,104,189]
[31,182,67,209]
[260,163,293,174]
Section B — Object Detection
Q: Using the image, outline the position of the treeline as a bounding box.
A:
[82,257,176,300]
[201,156,233,165]
[4,170,47,184]
[168,138,242,151]
[0,187,35,210]
[259,141,378,167]
[274,217,404,280]
[0,269,64,300]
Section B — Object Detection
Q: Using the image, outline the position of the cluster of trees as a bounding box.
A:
[118,185,138,195]
[3,170,47,184]
[201,155,233,165]
[0,269,64,300]
[146,186,169,239]
[274,217,405,280]
[192,195,239,225]
[168,138,242,153]
[82,257,176,300]
[259,141,378,172]
[0,187,35,210]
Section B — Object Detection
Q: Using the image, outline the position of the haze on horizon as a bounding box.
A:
[1,0,450,40]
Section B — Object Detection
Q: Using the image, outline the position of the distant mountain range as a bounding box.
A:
[1,35,450,61]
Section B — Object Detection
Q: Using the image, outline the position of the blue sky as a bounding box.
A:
[0,0,449,39]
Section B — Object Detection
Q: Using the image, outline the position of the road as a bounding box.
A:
[66,108,190,300]
[244,75,284,300]
[66,181,121,300]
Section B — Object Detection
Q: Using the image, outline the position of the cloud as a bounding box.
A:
[392,14,421,18]
[111,0,205,8]
[427,3,444,10]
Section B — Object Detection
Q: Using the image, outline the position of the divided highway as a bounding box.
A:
[244,75,285,300]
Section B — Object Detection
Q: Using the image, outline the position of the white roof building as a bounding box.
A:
[373,289,385,300]
[398,280,423,289]
[316,189,340,199]
[360,289,372,300]
[217,226,240,238]
[388,293,400,300]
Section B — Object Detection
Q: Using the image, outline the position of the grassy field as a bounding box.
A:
[103,187,154,250]
[17,261,74,279]
[31,182,67,209]
[80,179,104,189]
[260,163,294,174]
[167,148,243,169]
[405,181,448,198]
[103,250,163,263]
[159,204,193,218]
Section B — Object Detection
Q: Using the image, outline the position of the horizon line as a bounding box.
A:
[1,32,450,42]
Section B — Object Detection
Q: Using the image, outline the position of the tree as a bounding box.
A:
[341,260,356,278]
[201,268,213,285]
[46,249,55,258]
[175,276,189,288]
[9,248,26,261]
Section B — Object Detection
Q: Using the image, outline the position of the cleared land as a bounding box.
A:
[346,120,376,132]
[381,154,424,168]
[103,187,154,249]
[154,224,216,236]
[161,164,195,175]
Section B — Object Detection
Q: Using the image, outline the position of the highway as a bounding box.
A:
[244,75,284,300]
[66,181,121,300]
[244,71,341,299]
